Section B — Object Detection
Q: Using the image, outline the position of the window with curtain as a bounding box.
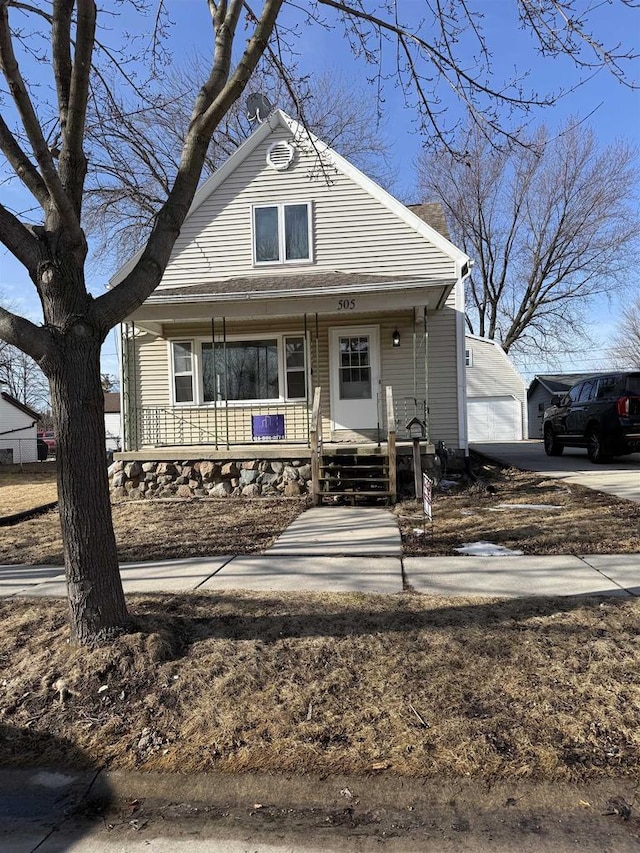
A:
[253,203,311,263]
[202,340,279,401]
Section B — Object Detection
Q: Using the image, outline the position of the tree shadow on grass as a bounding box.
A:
[125,589,639,654]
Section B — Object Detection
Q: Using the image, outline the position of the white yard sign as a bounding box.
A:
[423,473,433,521]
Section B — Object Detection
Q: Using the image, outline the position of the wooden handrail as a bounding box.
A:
[385,386,397,503]
[310,387,322,506]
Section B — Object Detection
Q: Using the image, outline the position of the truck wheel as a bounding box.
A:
[543,426,563,456]
[586,427,612,464]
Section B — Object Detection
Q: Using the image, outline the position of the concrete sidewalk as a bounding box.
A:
[1,505,639,599]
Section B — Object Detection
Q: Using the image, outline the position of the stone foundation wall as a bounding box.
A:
[108,459,312,500]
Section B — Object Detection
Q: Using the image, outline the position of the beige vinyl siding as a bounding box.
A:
[158,127,456,288]
[128,308,462,448]
[426,306,461,446]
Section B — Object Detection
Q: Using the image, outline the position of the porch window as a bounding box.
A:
[202,339,279,402]
[171,341,194,403]
[253,203,311,264]
[285,336,306,399]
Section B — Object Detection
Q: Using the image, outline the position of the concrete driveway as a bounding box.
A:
[471,440,640,503]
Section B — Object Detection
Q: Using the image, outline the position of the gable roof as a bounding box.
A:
[464,334,527,388]
[527,372,611,396]
[110,111,468,290]
[1,391,39,421]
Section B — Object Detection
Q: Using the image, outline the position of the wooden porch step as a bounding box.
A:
[321,490,393,498]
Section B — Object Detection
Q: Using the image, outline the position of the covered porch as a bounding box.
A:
[120,270,455,454]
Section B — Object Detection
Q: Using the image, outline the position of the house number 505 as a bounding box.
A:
[338,299,356,310]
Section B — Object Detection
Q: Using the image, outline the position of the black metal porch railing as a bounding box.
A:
[128,402,311,449]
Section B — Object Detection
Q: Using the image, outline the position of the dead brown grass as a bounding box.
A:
[0,463,58,515]
[1,592,639,781]
[0,499,307,565]
[2,455,638,564]
[396,460,640,556]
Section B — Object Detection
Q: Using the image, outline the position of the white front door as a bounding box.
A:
[329,325,381,431]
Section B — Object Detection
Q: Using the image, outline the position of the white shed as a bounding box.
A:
[465,336,528,442]
[0,391,40,463]
[104,392,122,451]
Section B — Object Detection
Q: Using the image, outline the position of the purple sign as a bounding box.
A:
[252,414,285,441]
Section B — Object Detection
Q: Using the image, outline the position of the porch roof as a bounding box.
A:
[146,271,453,301]
[129,271,456,328]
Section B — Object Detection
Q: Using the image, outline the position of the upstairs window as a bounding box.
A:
[253,203,312,264]
[465,349,473,367]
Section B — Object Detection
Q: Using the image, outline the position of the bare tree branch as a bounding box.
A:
[608,297,640,369]
[418,119,640,358]
[0,200,40,271]
[0,304,48,363]
[96,0,285,327]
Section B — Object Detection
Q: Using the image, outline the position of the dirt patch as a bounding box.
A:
[396,457,640,556]
[1,592,639,781]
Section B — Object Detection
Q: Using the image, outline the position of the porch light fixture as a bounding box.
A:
[392,329,401,348]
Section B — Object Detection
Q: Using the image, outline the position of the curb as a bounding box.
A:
[0,501,58,527]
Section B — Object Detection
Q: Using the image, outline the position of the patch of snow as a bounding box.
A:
[489,504,563,512]
[32,771,76,788]
[454,541,524,557]
[413,528,426,536]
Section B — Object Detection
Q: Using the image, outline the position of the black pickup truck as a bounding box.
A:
[543,371,640,463]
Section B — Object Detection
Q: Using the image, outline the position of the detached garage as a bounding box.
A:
[465,336,528,442]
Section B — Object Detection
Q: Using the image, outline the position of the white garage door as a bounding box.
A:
[468,396,522,442]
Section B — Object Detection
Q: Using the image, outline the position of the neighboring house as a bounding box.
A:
[527,373,609,438]
[104,392,122,451]
[112,111,471,502]
[465,335,528,442]
[0,391,40,463]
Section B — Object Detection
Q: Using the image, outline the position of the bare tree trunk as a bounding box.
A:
[49,330,128,645]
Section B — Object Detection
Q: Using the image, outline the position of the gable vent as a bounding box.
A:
[266,140,294,171]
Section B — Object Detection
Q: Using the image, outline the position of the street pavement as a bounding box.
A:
[471,440,640,503]
[4,766,640,852]
[1,506,639,599]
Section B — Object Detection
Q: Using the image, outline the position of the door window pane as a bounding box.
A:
[284,204,309,260]
[254,207,279,262]
[339,336,371,400]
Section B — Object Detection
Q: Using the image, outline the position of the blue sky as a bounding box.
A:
[1,1,639,383]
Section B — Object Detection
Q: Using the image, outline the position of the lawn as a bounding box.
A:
[0,463,58,515]
[2,591,639,781]
[2,455,639,784]
[1,454,639,564]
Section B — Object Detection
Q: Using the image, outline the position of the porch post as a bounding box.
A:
[211,317,219,450]
[423,307,430,443]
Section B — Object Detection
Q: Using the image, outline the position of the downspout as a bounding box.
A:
[455,260,473,460]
